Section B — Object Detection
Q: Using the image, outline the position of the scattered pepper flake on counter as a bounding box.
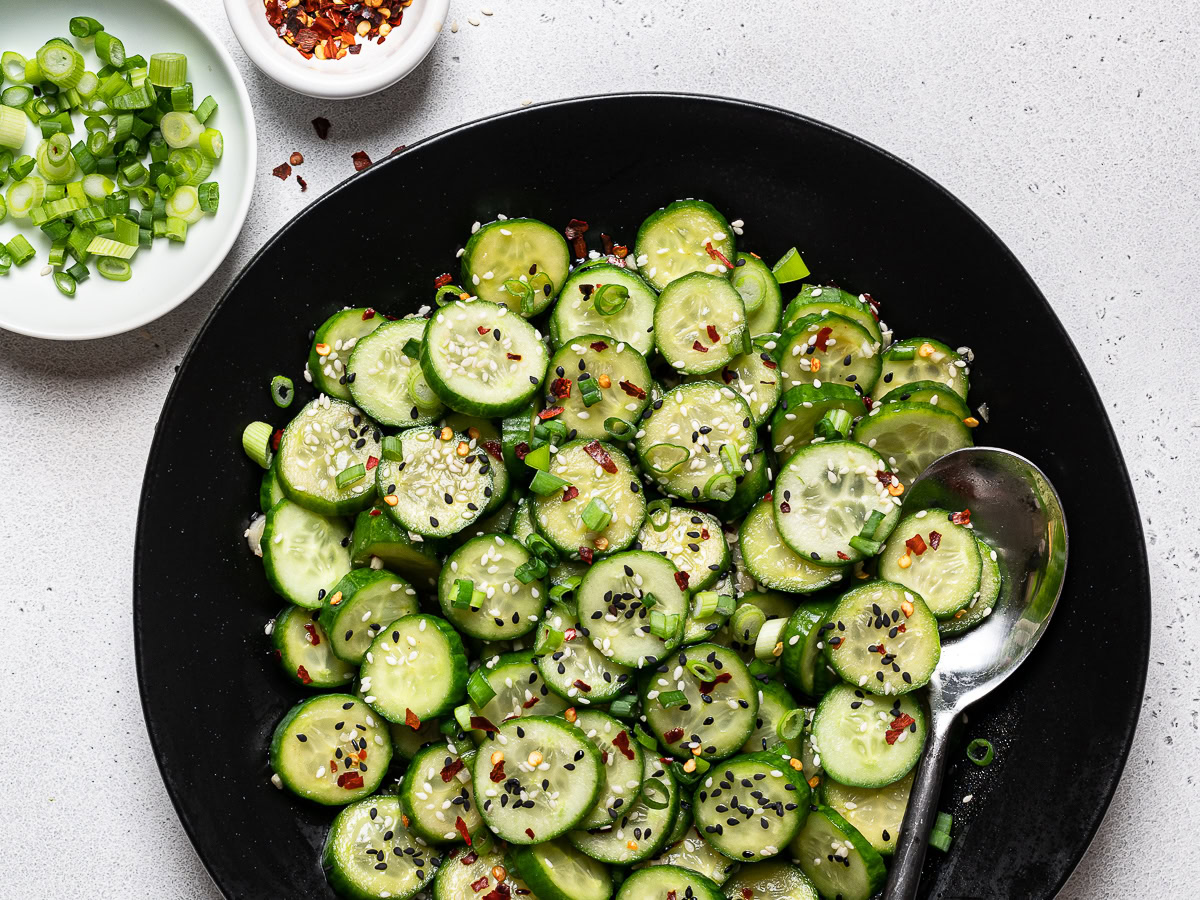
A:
[289,151,304,166]
[352,150,373,172]
[272,162,292,180]
[296,176,308,192]
[312,116,331,140]
[263,0,408,60]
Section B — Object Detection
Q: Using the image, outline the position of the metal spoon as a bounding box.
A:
[882,446,1069,900]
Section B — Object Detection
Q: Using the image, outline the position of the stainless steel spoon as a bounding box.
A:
[881,446,1069,900]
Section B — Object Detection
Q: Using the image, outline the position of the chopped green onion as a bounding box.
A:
[592,282,629,315]
[814,408,853,440]
[523,443,551,472]
[639,778,670,810]
[502,278,535,315]
[453,703,473,732]
[69,140,97,175]
[0,247,10,275]
[121,54,148,73]
[241,421,273,469]
[67,260,90,282]
[524,534,560,567]
[581,497,612,532]
[37,133,79,184]
[94,32,126,68]
[36,42,85,90]
[5,234,36,265]
[730,603,766,643]
[378,435,403,462]
[533,623,565,655]
[335,464,366,488]
[966,738,994,766]
[164,215,187,242]
[657,689,687,708]
[548,576,581,610]
[434,282,463,306]
[514,557,548,584]
[0,196,6,224]
[466,668,497,708]
[607,695,638,720]
[1,85,34,110]
[53,271,77,297]
[770,246,810,284]
[97,257,133,281]
[48,241,68,266]
[103,190,130,216]
[197,126,222,158]
[649,611,680,640]
[684,659,717,681]
[1,52,27,84]
[269,375,294,408]
[86,236,137,259]
[644,443,688,475]
[451,578,475,609]
[6,175,47,218]
[95,71,127,102]
[929,830,952,852]
[692,591,734,619]
[777,708,808,743]
[848,535,883,557]
[719,442,741,475]
[602,416,632,438]
[641,592,658,610]
[195,95,218,124]
[397,338,422,361]
[165,184,202,223]
[704,472,737,501]
[578,377,602,407]
[160,111,202,149]
[111,83,154,110]
[647,499,672,531]
[889,345,916,361]
[75,71,99,101]
[170,84,192,113]
[155,172,177,198]
[148,52,187,88]
[69,17,106,38]
[753,617,788,660]
[0,105,28,150]
[529,469,570,496]
[859,509,885,539]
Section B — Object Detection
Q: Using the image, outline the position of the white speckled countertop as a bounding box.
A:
[1,1,1197,897]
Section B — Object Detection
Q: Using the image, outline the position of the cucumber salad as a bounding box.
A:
[241,199,996,900]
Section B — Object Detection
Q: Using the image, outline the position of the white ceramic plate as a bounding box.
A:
[0,0,255,341]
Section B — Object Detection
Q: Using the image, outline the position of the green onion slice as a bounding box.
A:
[502,278,535,316]
[148,52,187,88]
[929,831,952,852]
[777,708,808,743]
[889,345,916,361]
[53,271,77,297]
[466,668,497,708]
[548,576,582,613]
[96,258,132,281]
[514,557,548,584]
[592,283,629,316]
[401,338,422,360]
[848,535,883,557]
[581,497,612,532]
[719,443,741,476]
[647,499,672,532]
[524,533,560,566]
[814,408,852,440]
[649,611,680,640]
[380,435,403,461]
[730,603,766,642]
[770,246,810,284]
[644,443,689,476]
[607,695,638,720]
[69,16,105,38]
[335,463,366,489]
[241,421,273,470]
[453,703,473,732]
[270,375,294,408]
[640,778,670,810]
[529,469,570,496]
[602,417,632,438]
[523,443,551,472]
[533,623,565,655]
[966,738,994,767]
[658,689,687,708]
[435,283,464,306]
[859,509,885,539]
[704,472,737,501]
[684,660,717,681]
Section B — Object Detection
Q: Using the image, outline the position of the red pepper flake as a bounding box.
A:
[296,665,312,684]
[561,485,579,503]
[434,272,454,289]
[700,527,710,540]
[368,508,382,517]
[763,492,772,502]
[692,340,709,353]
[876,469,893,486]
[550,377,573,399]
[477,325,490,335]
[950,509,972,525]
[294,175,307,192]
[583,441,617,473]
[721,367,736,384]
[538,407,564,420]
[929,531,942,550]
[506,352,522,360]
[862,395,873,411]
[514,442,530,461]
[663,726,685,744]
[704,241,734,269]
[706,324,720,343]
[303,623,321,645]
[483,439,503,461]
[272,162,292,180]
[483,889,511,900]
[329,758,337,773]
[563,627,579,642]
[470,715,500,733]
[455,815,473,845]
[295,28,319,53]
[612,730,636,760]
[564,218,589,259]
[471,876,489,892]
[572,679,592,693]
[814,326,834,352]
[271,427,284,451]
[522,695,541,709]
[525,828,536,840]
[780,501,791,514]
[600,233,615,255]
[462,851,478,866]
[589,340,609,352]
[885,713,916,745]
[618,380,646,399]
[905,534,928,556]
[743,890,754,899]
[489,760,507,782]
[337,772,364,790]
[837,550,850,560]
[311,117,331,139]
[404,708,421,731]
[897,623,907,633]
[579,546,594,564]
[440,758,466,783]
[365,455,379,471]
[351,150,372,172]
[863,292,881,320]
[674,571,690,591]
[699,671,733,694]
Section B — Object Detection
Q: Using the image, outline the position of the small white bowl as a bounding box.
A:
[224,0,449,99]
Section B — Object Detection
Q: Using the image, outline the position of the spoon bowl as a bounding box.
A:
[883,446,1069,899]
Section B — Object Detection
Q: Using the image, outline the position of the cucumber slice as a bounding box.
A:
[271,605,357,688]
[693,751,811,861]
[823,581,940,694]
[470,651,570,725]
[434,844,535,899]
[722,860,819,900]
[635,381,756,503]
[261,498,352,609]
[545,335,653,441]
[776,312,881,396]
[639,826,739,884]
[375,426,494,538]
[878,337,968,399]
[730,251,780,315]
[359,614,469,723]
[811,684,926,789]
[770,383,867,465]
[475,715,604,844]
[443,412,511,515]
[461,217,570,316]
[642,642,757,761]
[782,283,883,347]
[877,510,982,616]
[319,568,420,665]
[772,440,901,566]
[654,273,748,375]
[574,709,645,828]
[509,496,536,544]
[746,274,784,338]
[709,443,773,522]
[322,796,436,900]
[741,679,804,757]
[615,864,724,900]
[532,439,646,557]
[823,770,914,855]
[739,499,847,593]
[550,263,658,357]
[421,299,549,417]
[389,716,445,761]
[569,755,679,864]
[510,838,614,900]
[634,199,735,291]
[636,505,729,593]
[347,318,445,427]
[308,307,386,401]
[537,608,633,703]
[791,806,886,900]
[270,694,393,804]
[685,343,781,427]
[940,535,1001,636]
[259,462,285,512]
[438,534,546,640]
[878,378,971,420]
[577,550,689,667]
[276,398,381,516]
[852,401,974,485]
[349,506,442,592]
[779,602,837,699]
[399,741,481,844]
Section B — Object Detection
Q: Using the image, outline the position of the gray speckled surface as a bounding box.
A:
[1,1,1197,897]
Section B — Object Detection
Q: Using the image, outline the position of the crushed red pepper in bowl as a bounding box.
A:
[264,0,413,61]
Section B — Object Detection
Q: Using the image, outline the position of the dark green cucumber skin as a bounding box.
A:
[307,307,385,401]
[730,251,781,315]
[508,842,614,900]
[877,378,972,419]
[501,403,539,485]
[614,864,724,900]
[780,601,837,700]
[371,614,470,720]
[348,507,442,590]
[260,463,285,513]
[691,750,812,859]
[321,797,435,900]
[273,605,356,687]
[783,283,882,344]
[777,311,882,395]
[318,568,419,664]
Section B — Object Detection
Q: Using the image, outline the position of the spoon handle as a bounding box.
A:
[882,706,959,900]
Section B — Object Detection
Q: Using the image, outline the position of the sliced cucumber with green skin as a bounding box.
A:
[878,336,969,398]
[462,218,570,316]
[782,284,883,347]
[710,443,773,522]
[878,379,971,420]
[308,307,386,401]
[509,496,536,544]
[615,864,724,900]
[319,568,419,665]
[770,383,867,465]
[276,397,381,516]
[746,272,784,337]
[272,605,357,687]
[693,751,811,861]
[532,439,646,557]
[636,505,729,592]
[574,708,645,828]
[634,199,735,291]
[435,843,535,899]
[545,336,653,441]
[260,462,285,513]
[399,741,481,844]
[322,796,436,900]
[877,510,982,616]
[642,642,757,761]
[375,426,494,539]
[349,506,441,591]
[811,683,926,789]
[686,343,781,427]
[537,608,633,703]
[823,581,940,694]
[270,694,393,804]
[262,498,352,609]
[390,716,445,761]
[823,770,913,855]
[475,715,604,843]
[439,534,545,640]
[940,535,1001,636]
[739,499,847,593]
[359,614,469,723]
[443,412,511,515]
[654,273,748,375]
[742,679,803,757]
[776,312,881,396]
[550,263,658,357]
[640,826,739,885]
[722,860,819,900]
[470,651,569,725]
[347,317,445,427]
[569,755,679,864]
[510,838,614,900]
[421,299,549,417]
[779,602,838,699]
[635,381,756,503]
[790,806,886,900]
[773,440,900,566]
[853,401,974,485]
[731,251,781,315]
[577,550,689,668]
[502,402,540,480]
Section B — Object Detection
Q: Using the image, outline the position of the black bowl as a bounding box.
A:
[135,94,1149,899]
